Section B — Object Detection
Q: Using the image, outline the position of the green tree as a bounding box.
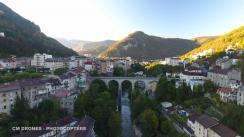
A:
[108,112,122,137]
[53,67,68,75]
[113,67,125,77]
[108,80,119,98]
[139,109,159,137]
[90,79,108,93]
[203,80,216,93]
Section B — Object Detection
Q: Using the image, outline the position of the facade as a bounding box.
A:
[68,56,87,69]
[0,82,21,114]
[84,61,94,72]
[16,57,31,69]
[217,87,237,103]
[0,55,17,69]
[19,79,49,108]
[215,58,232,70]
[207,69,229,87]
[31,53,52,67]
[45,58,65,71]
[54,89,78,114]
[237,85,244,106]
[45,77,63,94]
[165,57,182,66]
[99,59,113,74]
[59,72,77,90]
[188,113,240,137]
[180,67,206,90]
[113,58,132,70]
[194,114,219,137]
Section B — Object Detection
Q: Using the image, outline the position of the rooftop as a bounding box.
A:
[218,87,237,94]
[0,81,20,93]
[196,114,219,128]
[210,123,240,137]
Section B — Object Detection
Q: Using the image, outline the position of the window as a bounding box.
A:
[2,93,6,97]
[3,105,7,109]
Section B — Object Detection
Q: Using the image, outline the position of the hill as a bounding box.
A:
[194,36,219,45]
[0,2,77,57]
[56,38,91,51]
[182,26,244,60]
[57,38,116,57]
[79,40,116,56]
[98,31,199,60]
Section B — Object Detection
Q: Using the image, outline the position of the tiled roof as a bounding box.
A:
[217,87,237,94]
[68,116,95,137]
[208,68,229,75]
[46,78,62,86]
[59,72,76,80]
[182,71,207,77]
[188,112,201,122]
[45,58,64,62]
[54,88,70,98]
[196,114,219,128]
[210,123,240,137]
[18,78,46,87]
[0,81,20,92]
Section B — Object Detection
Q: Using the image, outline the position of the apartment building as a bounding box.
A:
[19,78,49,108]
[0,82,21,114]
[188,113,240,137]
[217,87,238,103]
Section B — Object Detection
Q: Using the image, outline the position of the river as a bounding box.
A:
[121,91,134,137]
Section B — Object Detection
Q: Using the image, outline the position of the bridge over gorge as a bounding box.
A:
[89,76,159,92]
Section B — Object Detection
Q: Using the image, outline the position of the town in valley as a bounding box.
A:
[0,1,244,137]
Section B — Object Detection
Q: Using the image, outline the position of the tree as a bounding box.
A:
[108,80,119,98]
[203,80,216,93]
[74,82,119,137]
[155,78,176,102]
[139,109,159,137]
[90,79,108,93]
[11,96,31,121]
[53,67,68,75]
[108,112,122,137]
[113,67,125,76]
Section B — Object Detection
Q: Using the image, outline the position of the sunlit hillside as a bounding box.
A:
[182,26,244,60]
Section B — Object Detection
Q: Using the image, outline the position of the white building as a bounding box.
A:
[84,61,94,71]
[45,58,65,71]
[194,114,219,137]
[59,72,77,90]
[31,53,52,67]
[237,86,244,106]
[188,113,240,137]
[215,58,232,70]
[217,87,237,103]
[0,82,21,114]
[68,56,87,69]
[180,67,207,87]
[165,57,182,66]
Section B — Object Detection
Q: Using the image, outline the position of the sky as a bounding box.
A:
[1,0,244,41]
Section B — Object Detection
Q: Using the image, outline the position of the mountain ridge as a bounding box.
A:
[98,31,200,60]
[0,2,77,57]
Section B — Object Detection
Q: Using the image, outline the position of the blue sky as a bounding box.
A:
[2,0,244,41]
